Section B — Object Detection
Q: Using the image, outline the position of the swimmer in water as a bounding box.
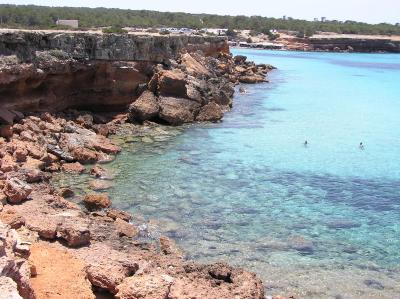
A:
[304,140,308,147]
[359,142,364,150]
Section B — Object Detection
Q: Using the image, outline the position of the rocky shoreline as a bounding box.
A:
[0,31,283,298]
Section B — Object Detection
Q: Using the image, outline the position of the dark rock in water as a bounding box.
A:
[179,156,199,165]
[326,219,361,229]
[342,245,358,254]
[364,279,384,290]
[288,235,315,254]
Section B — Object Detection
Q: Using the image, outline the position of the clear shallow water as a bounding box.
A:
[71,50,400,297]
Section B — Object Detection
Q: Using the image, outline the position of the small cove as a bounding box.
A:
[55,49,400,298]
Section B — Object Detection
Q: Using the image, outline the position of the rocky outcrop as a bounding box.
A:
[309,36,400,53]
[0,31,228,63]
[0,30,228,113]
[0,220,35,299]
[127,52,271,125]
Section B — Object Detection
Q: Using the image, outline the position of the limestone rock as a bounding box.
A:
[116,274,173,299]
[83,194,112,211]
[0,276,23,299]
[57,222,90,247]
[61,162,86,174]
[128,91,159,122]
[157,70,187,98]
[115,218,138,238]
[158,97,200,125]
[86,262,138,294]
[196,102,223,122]
[4,178,33,204]
[107,209,132,222]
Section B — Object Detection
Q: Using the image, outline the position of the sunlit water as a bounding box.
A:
[58,50,400,298]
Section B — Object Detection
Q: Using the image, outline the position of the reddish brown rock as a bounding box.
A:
[128,90,159,122]
[181,53,212,77]
[69,147,98,164]
[57,222,90,247]
[157,69,187,98]
[21,157,45,171]
[107,209,132,222]
[83,194,112,211]
[13,147,28,163]
[115,218,138,238]
[61,162,86,174]
[0,209,26,229]
[158,97,200,125]
[90,165,108,178]
[86,262,138,294]
[26,216,58,239]
[116,274,173,299]
[196,102,224,122]
[4,178,33,204]
[1,154,18,172]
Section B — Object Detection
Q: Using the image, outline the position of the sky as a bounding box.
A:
[1,0,399,24]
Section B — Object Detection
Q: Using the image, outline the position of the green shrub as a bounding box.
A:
[102,26,128,34]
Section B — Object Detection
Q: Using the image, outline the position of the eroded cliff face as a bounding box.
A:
[309,37,400,53]
[0,31,229,113]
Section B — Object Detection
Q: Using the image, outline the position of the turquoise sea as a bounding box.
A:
[70,50,400,298]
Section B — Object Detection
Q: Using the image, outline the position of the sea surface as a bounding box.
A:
[59,50,400,298]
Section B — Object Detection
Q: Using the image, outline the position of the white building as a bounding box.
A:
[56,20,79,28]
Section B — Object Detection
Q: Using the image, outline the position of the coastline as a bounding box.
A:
[0,30,278,299]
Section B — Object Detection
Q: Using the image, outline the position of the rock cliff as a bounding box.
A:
[309,36,400,53]
[0,30,229,112]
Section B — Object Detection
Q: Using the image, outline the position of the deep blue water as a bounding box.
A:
[95,50,400,297]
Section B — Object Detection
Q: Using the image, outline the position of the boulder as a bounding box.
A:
[0,209,25,229]
[128,90,159,122]
[115,218,138,238]
[157,70,187,98]
[1,154,18,172]
[61,162,86,174]
[83,194,112,211]
[181,53,211,77]
[116,274,173,299]
[57,222,90,247]
[158,97,200,125]
[4,178,33,204]
[196,102,223,122]
[21,157,45,171]
[86,262,138,294]
[26,216,58,239]
[107,209,132,222]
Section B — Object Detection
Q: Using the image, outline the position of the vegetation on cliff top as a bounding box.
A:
[0,4,400,36]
